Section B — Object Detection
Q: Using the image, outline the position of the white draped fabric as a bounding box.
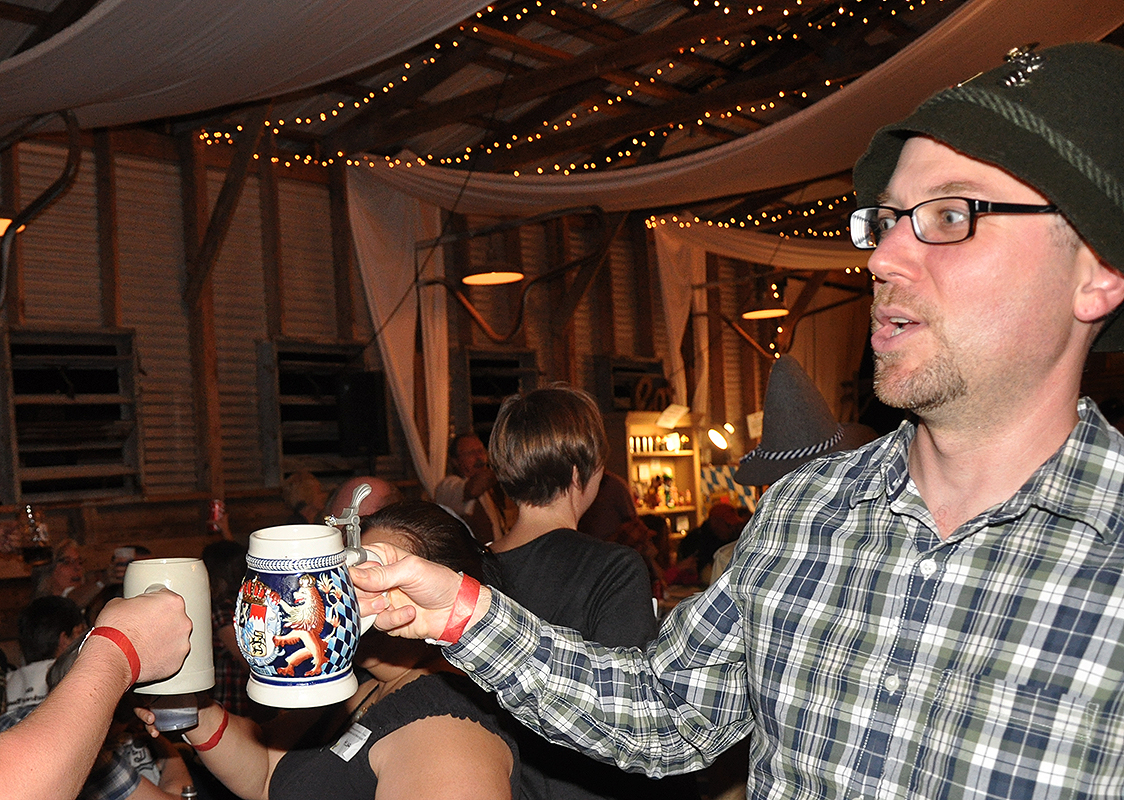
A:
[346,179,448,497]
[0,0,489,132]
[651,222,869,411]
[356,0,1124,216]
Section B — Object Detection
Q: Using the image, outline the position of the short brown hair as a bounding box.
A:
[489,385,606,506]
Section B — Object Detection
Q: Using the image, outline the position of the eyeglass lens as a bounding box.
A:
[851,198,973,249]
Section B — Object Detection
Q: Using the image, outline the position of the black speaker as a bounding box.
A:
[336,371,389,456]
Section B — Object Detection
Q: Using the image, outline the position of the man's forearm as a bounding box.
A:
[0,635,133,800]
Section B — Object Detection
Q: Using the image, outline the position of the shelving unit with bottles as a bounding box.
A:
[624,411,702,533]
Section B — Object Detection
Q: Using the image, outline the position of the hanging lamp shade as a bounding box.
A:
[741,284,789,320]
[462,266,524,286]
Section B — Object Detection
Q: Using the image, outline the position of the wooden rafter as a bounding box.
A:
[325,7,767,155]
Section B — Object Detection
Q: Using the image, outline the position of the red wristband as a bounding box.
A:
[438,573,481,645]
[89,627,141,686]
[189,705,229,752]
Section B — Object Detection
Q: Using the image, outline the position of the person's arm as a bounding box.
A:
[368,715,513,800]
[0,591,191,800]
[351,545,753,776]
[141,698,283,800]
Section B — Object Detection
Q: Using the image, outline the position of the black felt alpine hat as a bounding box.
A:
[853,42,1124,351]
[734,356,877,487]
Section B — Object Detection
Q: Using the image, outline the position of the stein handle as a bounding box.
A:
[345,547,385,635]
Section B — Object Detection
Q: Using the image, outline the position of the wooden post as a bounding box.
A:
[258,131,284,339]
[329,159,358,341]
[706,253,728,465]
[177,133,224,496]
[94,130,122,327]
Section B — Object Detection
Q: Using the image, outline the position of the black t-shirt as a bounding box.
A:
[497,529,696,800]
[269,672,520,800]
[497,528,656,647]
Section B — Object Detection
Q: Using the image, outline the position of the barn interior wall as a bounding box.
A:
[0,134,871,642]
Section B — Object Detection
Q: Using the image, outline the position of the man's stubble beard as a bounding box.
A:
[872,287,968,415]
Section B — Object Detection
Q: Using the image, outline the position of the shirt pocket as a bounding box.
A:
[909,671,1096,800]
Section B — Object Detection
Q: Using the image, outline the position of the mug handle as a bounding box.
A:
[345,548,385,635]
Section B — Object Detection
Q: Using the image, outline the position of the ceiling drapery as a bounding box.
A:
[0,0,488,135]
[350,0,1124,216]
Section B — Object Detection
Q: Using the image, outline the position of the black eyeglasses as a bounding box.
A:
[850,197,1058,250]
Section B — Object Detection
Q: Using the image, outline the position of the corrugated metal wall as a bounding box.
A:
[18,142,100,325]
[115,153,197,494]
[208,169,268,490]
[608,232,637,359]
[278,177,336,341]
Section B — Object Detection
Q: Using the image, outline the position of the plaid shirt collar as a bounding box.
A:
[844,397,1124,544]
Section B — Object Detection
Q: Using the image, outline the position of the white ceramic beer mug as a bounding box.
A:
[235,486,377,708]
[124,557,215,730]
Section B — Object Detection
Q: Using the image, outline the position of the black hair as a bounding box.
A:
[361,500,504,589]
[201,539,248,599]
[18,595,85,663]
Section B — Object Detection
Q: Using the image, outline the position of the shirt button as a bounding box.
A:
[918,559,938,579]
[884,674,901,694]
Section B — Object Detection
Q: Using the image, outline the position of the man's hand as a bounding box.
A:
[351,543,491,641]
[463,465,498,501]
[95,590,192,683]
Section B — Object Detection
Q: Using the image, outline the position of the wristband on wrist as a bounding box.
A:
[186,705,229,752]
[87,627,141,686]
[426,573,481,646]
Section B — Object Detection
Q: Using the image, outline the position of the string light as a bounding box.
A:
[196,0,945,172]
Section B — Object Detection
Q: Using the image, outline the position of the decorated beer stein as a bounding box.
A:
[235,485,378,708]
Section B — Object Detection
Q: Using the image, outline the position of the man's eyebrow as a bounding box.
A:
[877,180,987,206]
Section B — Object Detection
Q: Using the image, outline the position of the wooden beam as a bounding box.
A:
[326,8,763,154]
[183,104,269,308]
[629,217,655,359]
[93,131,121,327]
[488,50,836,170]
[2,143,20,324]
[706,253,728,463]
[177,133,224,496]
[0,1,47,25]
[258,131,284,339]
[328,160,358,340]
[11,0,98,56]
[777,271,826,353]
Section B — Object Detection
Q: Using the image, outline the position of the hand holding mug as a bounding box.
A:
[94,590,192,684]
[350,542,492,642]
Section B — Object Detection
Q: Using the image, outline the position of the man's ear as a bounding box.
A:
[1074,248,1124,324]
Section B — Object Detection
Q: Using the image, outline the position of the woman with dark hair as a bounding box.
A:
[140,501,519,800]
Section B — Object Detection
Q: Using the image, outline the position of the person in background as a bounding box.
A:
[279,470,328,525]
[708,354,878,583]
[350,42,1124,799]
[86,545,153,622]
[486,385,693,800]
[145,501,520,800]
[577,470,638,541]
[434,433,510,545]
[672,502,746,586]
[6,595,87,714]
[32,538,87,600]
[0,590,192,800]
[200,539,258,721]
[323,475,404,521]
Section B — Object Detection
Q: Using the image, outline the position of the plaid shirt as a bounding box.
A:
[447,397,1124,799]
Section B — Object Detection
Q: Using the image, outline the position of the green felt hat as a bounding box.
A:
[853,42,1124,351]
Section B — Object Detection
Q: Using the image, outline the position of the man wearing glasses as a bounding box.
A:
[354,42,1124,799]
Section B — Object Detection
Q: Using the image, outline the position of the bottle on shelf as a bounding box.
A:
[21,504,51,566]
